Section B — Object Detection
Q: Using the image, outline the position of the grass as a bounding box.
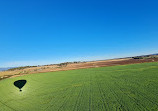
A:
[0,62,158,111]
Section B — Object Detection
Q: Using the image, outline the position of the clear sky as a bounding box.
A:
[0,0,158,67]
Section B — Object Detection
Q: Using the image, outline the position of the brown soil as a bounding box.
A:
[0,58,158,80]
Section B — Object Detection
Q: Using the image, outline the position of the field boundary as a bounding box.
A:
[0,58,158,81]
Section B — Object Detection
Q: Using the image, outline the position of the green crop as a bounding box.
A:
[0,62,158,111]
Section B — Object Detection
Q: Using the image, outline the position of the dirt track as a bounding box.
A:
[0,58,158,80]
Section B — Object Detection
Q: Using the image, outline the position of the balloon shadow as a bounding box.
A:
[14,80,27,92]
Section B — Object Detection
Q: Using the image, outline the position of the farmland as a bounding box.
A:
[0,62,158,111]
[1,57,158,80]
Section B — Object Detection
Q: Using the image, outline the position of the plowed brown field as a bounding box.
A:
[0,58,158,80]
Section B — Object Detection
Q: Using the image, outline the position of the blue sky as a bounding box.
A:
[0,0,158,67]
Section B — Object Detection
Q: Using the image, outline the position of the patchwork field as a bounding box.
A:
[1,57,158,80]
[0,62,158,111]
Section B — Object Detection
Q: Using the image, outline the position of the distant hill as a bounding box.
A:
[0,67,16,71]
[152,53,158,55]
[0,53,157,72]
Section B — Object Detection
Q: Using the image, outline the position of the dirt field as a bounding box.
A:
[0,58,158,80]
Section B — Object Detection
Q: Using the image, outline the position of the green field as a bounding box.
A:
[0,62,158,111]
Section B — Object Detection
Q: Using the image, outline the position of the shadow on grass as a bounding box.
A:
[14,80,27,92]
